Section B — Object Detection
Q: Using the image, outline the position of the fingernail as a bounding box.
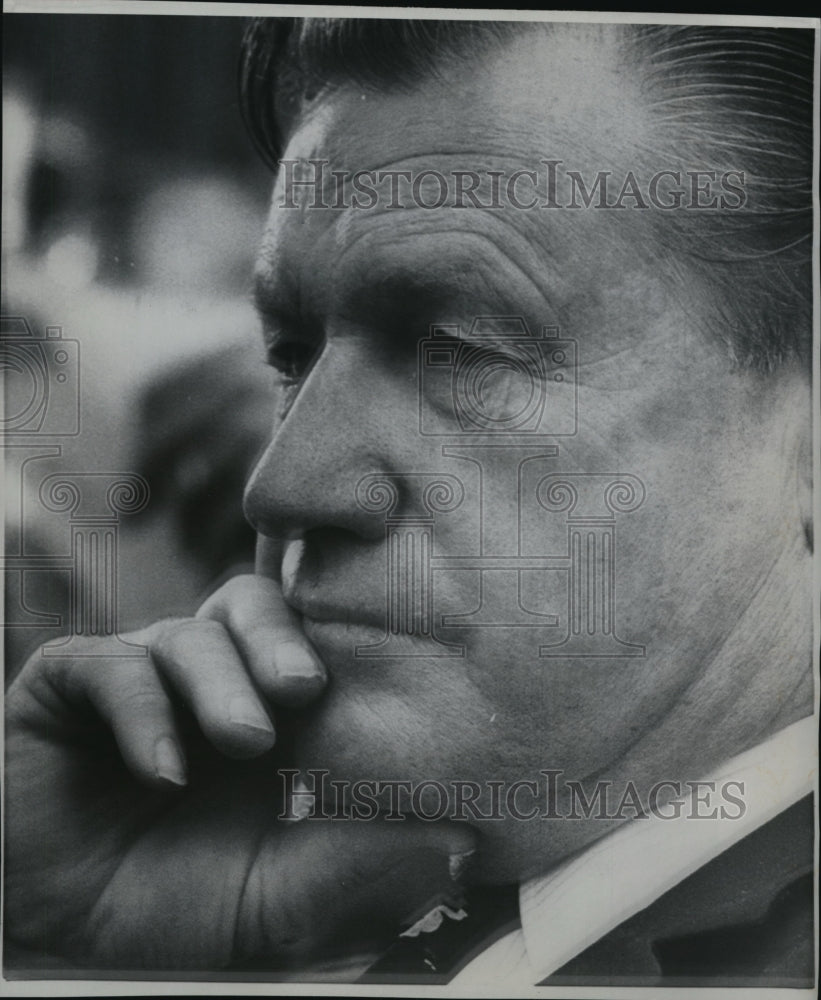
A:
[228,695,275,734]
[275,642,324,680]
[154,736,187,786]
[448,850,477,882]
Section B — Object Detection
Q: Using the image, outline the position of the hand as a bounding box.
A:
[4,575,475,971]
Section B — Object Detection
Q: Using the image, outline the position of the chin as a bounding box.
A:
[290,680,433,783]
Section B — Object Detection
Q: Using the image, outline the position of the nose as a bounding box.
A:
[243,342,407,543]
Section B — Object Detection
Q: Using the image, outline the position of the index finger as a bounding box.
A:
[255,535,283,581]
[197,574,327,707]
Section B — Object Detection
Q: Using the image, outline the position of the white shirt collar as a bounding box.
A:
[452,715,816,988]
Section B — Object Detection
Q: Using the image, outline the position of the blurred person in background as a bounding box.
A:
[134,341,272,586]
[3,20,271,664]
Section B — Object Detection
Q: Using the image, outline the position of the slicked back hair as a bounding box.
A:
[239,18,813,370]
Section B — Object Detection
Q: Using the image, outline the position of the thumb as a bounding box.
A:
[235,818,478,965]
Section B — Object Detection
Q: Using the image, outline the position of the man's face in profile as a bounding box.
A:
[244,25,811,880]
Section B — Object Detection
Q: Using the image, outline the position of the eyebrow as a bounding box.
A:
[252,253,471,334]
[334,248,546,335]
[252,225,556,341]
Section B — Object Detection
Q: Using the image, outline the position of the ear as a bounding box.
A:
[790,372,813,553]
[798,432,812,553]
[768,364,812,554]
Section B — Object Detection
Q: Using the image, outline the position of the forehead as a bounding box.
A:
[256,25,656,322]
[293,25,646,168]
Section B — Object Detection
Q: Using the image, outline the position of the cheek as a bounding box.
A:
[599,395,786,663]
[527,375,764,669]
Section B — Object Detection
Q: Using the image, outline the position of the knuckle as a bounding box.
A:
[110,673,164,715]
[151,617,226,661]
[197,574,255,620]
[22,636,92,681]
[226,586,270,635]
[234,611,275,647]
[224,573,258,595]
[37,642,126,699]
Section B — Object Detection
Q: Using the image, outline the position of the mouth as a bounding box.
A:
[282,580,468,661]
[302,616,388,648]
[285,589,386,630]
[282,587,390,657]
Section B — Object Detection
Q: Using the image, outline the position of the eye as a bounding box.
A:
[265,336,322,382]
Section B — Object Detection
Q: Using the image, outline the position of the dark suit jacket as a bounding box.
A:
[362,794,816,988]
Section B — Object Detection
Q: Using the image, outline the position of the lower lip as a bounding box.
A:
[302,617,460,663]
[302,617,388,648]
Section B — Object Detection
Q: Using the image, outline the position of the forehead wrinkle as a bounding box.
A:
[322,188,581,293]
[262,24,657,332]
[309,214,565,328]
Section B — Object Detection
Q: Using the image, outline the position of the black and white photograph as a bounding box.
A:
[2,3,818,995]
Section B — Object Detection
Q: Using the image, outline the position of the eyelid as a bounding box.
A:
[262,322,325,384]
